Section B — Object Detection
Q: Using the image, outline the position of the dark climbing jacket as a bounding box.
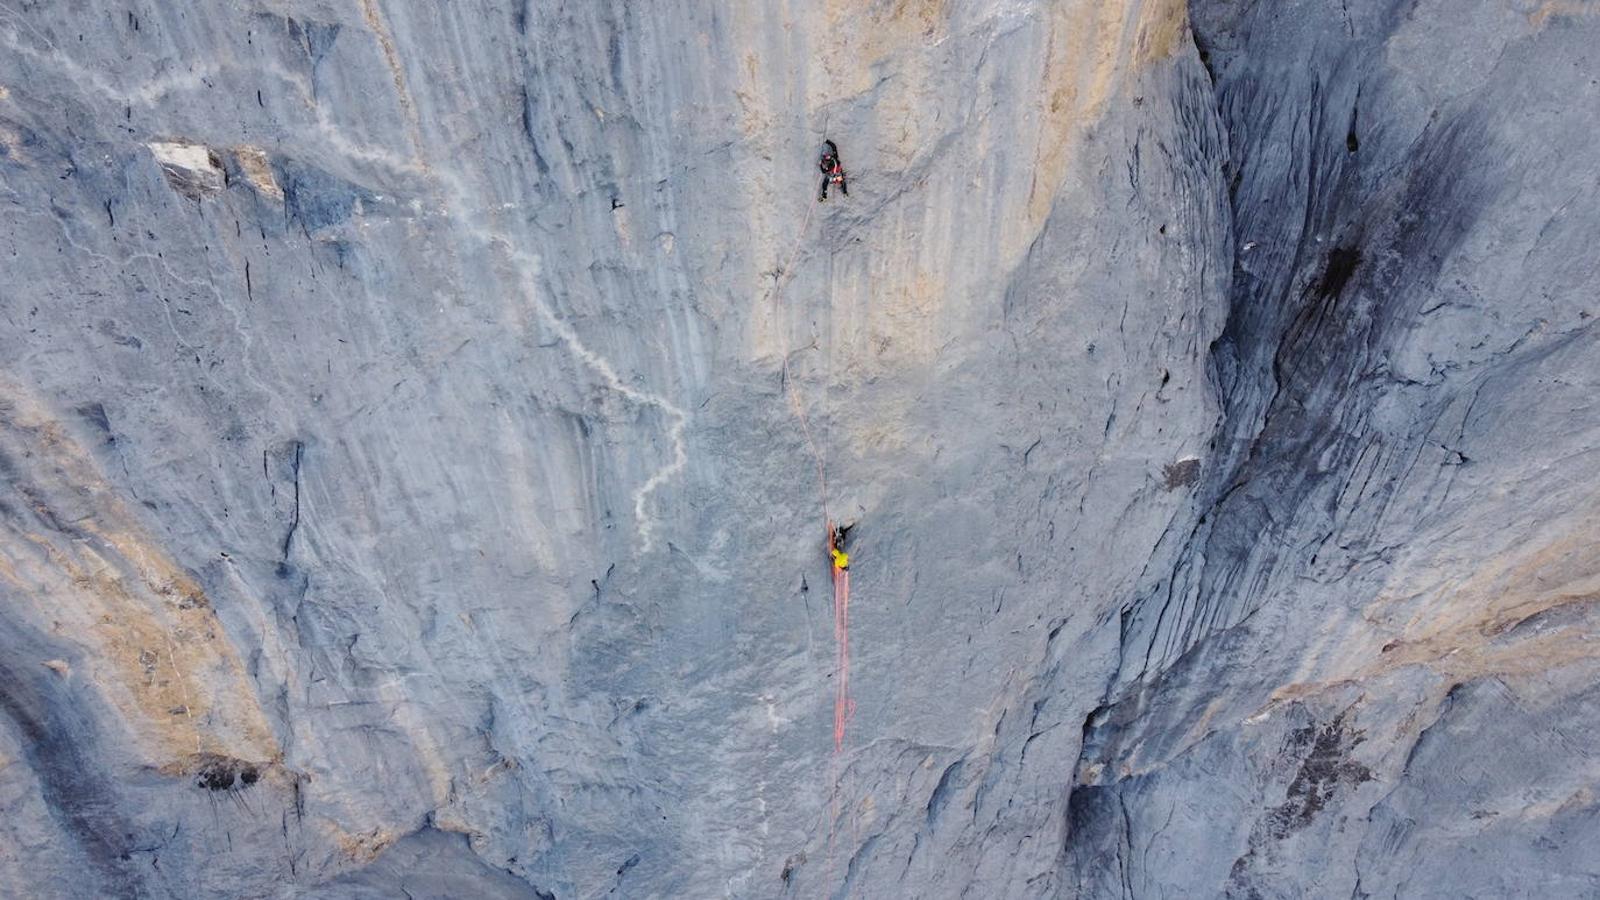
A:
[820,139,841,173]
[819,140,848,200]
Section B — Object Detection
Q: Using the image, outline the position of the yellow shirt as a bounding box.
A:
[832,549,849,569]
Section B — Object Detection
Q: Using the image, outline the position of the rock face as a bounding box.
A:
[0,1,1596,897]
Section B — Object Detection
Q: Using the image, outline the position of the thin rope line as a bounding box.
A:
[765,194,831,525]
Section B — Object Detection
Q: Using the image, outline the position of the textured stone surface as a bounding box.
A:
[1071,1,1600,897]
[1,0,1597,897]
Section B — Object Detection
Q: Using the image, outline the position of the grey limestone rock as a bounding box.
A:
[0,0,1596,897]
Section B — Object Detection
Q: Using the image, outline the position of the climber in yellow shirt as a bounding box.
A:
[829,521,852,571]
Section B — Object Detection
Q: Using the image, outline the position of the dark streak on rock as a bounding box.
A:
[1265,710,1373,837]
[75,402,113,441]
[0,625,141,896]
[191,753,261,792]
[276,440,304,573]
[519,86,552,177]
[1161,458,1200,490]
[926,758,965,828]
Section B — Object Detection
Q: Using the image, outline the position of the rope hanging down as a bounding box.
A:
[763,192,852,753]
[765,173,859,891]
[766,195,830,525]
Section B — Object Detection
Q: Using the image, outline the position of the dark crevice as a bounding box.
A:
[837,834,881,900]
[0,627,142,896]
[1315,245,1362,301]
[519,85,552,177]
[277,440,304,574]
[926,759,966,828]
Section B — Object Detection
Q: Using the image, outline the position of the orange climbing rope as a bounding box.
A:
[763,189,849,734]
[831,545,854,753]
[769,197,830,525]
[764,198,847,734]
[765,177,858,891]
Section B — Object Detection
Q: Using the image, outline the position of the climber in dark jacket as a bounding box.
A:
[819,140,848,201]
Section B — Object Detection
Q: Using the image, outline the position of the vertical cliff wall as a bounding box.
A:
[2,0,1596,897]
[1071,1,1600,897]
